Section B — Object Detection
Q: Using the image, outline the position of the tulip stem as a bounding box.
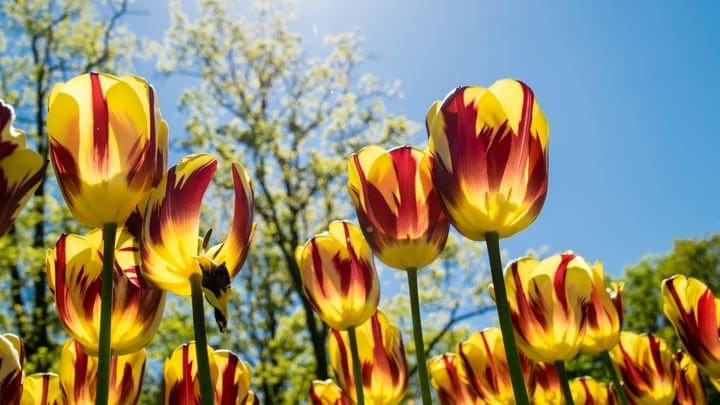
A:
[347,326,365,405]
[190,273,214,405]
[602,350,630,405]
[484,231,530,405]
[554,361,575,405]
[96,223,117,405]
[407,267,433,405]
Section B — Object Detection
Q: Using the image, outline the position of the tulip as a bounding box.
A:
[425,79,549,241]
[46,228,165,356]
[310,380,354,405]
[580,261,622,355]
[58,339,145,405]
[163,342,256,404]
[0,101,46,237]
[428,353,481,404]
[609,332,677,405]
[21,373,60,405]
[296,220,380,330]
[328,311,408,405]
[138,153,255,332]
[662,275,720,378]
[570,377,619,405]
[0,333,23,404]
[674,350,707,405]
[456,328,535,403]
[347,145,449,270]
[532,362,563,405]
[492,252,593,363]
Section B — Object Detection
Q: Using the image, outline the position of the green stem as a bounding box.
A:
[406,267,433,405]
[602,350,630,405]
[190,273,214,405]
[554,361,575,405]
[96,223,117,405]
[484,231,530,405]
[347,326,365,405]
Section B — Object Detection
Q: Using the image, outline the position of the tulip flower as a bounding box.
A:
[46,72,167,227]
[347,145,449,270]
[456,328,535,403]
[0,333,23,404]
[580,261,622,355]
[674,351,707,405]
[609,332,677,404]
[492,252,593,363]
[328,311,408,405]
[21,373,60,405]
[46,228,165,356]
[428,353,481,404]
[296,220,380,330]
[310,380,354,405]
[0,101,47,238]
[425,79,549,241]
[138,153,255,332]
[163,342,257,404]
[662,275,720,378]
[58,339,145,405]
[570,377,619,405]
[532,362,563,405]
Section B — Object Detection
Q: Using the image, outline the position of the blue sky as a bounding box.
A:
[127,0,720,279]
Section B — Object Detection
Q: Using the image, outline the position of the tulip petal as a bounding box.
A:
[21,373,60,405]
[310,379,353,405]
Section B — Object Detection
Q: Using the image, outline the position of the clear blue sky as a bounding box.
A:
[127,0,720,278]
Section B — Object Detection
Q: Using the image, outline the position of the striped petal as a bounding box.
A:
[310,380,353,405]
[429,353,481,405]
[347,145,449,270]
[328,311,408,405]
[0,333,23,404]
[580,261,622,355]
[532,363,563,405]
[21,373,60,405]
[426,79,549,240]
[46,228,165,355]
[58,339,145,405]
[297,220,380,330]
[674,351,707,405]
[662,275,720,377]
[569,376,620,405]
[0,101,46,237]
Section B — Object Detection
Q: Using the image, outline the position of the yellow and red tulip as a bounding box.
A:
[296,220,380,330]
[456,327,535,403]
[532,362,563,405]
[580,261,623,355]
[58,339,145,405]
[674,351,707,405]
[662,274,720,378]
[46,72,167,227]
[0,333,23,404]
[138,153,255,332]
[46,228,165,356]
[21,373,60,405]
[425,79,549,240]
[492,252,593,363]
[0,101,46,238]
[328,311,408,405]
[163,342,256,404]
[310,380,353,405]
[429,353,481,405]
[347,145,449,269]
[570,377,619,405]
[609,332,677,405]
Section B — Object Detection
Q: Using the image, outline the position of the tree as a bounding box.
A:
[0,0,143,372]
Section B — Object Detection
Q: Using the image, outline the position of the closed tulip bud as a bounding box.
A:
[297,220,380,330]
[47,73,168,227]
[58,339,145,405]
[0,101,47,238]
[163,342,256,404]
[310,380,353,405]
[662,275,720,378]
[329,311,408,405]
[347,145,449,270]
[610,332,677,404]
[0,333,23,404]
[138,154,255,332]
[46,228,165,355]
[491,252,593,363]
[570,377,619,405]
[426,79,549,241]
[428,353,481,405]
[580,261,622,355]
[21,373,60,405]
[457,328,535,403]
[674,351,707,405]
